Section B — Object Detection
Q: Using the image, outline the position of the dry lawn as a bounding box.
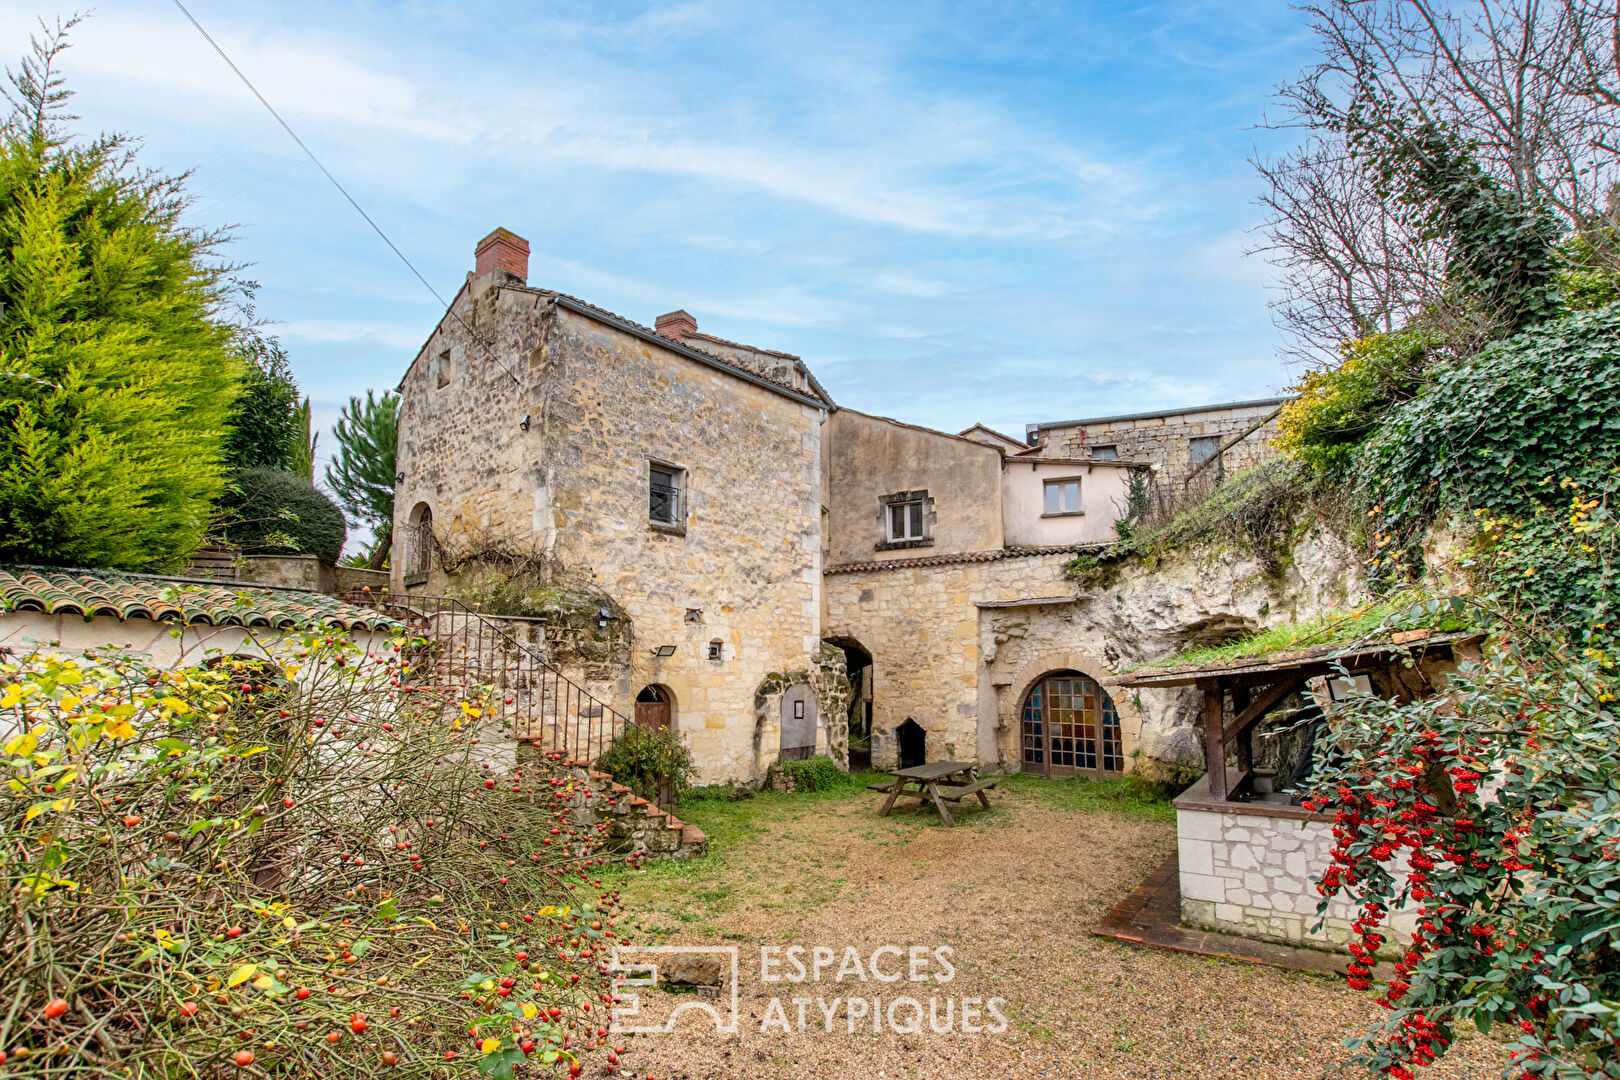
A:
[600,774,1505,1080]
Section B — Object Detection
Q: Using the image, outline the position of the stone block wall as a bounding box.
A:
[1034,401,1286,491]
[394,272,827,785]
[1177,805,1415,949]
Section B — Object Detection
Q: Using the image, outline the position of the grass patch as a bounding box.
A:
[1000,772,1175,821]
[1129,588,1475,672]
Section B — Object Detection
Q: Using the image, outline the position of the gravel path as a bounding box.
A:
[605,779,1505,1080]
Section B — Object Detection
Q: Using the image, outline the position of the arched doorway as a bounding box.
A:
[1020,671,1123,778]
[825,637,873,770]
[895,718,927,769]
[405,503,434,579]
[635,684,672,731]
[779,685,817,760]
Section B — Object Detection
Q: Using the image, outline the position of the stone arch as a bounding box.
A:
[749,645,851,781]
[822,636,873,770]
[404,501,435,579]
[999,651,1142,774]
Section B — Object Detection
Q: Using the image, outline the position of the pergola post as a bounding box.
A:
[1199,678,1225,798]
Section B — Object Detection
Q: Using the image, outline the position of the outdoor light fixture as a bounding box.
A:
[395,472,405,485]
[597,607,611,629]
[652,645,677,658]
[519,413,531,431]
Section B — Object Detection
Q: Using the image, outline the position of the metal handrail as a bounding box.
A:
[344,589,631,762]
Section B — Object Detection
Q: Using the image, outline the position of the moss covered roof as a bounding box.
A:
[0,566,399,632]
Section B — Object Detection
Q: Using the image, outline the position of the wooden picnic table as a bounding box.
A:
[872,760,997,827]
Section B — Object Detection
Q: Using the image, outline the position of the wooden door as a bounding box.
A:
[635,685,671,731]
[779,685,817,760]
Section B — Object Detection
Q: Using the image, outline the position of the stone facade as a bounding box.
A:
[393,229,1307,792]
[1027,398,1288,492]
[823,522,1362,777]
[395,250,828,784]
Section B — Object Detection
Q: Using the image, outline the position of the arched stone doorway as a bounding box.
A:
[1019,671,1123,778]
[825,637,873,770]
[779,685,817,760]
[404,502,434,582]
[635,684,673,731]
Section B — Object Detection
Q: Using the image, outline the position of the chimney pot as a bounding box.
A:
[655,310,698,339]
[475,228,529,283]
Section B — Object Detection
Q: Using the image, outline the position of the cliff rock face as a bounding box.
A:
[1080,523,1366,776]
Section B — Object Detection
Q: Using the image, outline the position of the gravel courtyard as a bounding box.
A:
[601,775,1505,1080]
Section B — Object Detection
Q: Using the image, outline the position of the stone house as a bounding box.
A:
[393,227,1294,787]
[1026,398,1288,493]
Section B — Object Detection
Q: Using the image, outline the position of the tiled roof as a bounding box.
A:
[0,567,400,631]
[824,542,1113,575]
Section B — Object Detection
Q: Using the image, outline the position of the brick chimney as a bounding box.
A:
[655,310,698,339]
[474,228,529,282]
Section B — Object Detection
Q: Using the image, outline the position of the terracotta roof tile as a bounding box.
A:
[824,542,1113,575]
[0,566,400,632]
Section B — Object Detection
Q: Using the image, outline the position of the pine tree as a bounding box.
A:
[0,18,240,570]
[324,390,398,569]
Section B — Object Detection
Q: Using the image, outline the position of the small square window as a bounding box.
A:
[684,608,703,624]
[1089,444,1117,460]
[1043,479,1081,514]
[888,500,925,542]
[434,349,452,390]
[707,639,723,662]
[649,464,685,527]
[1189,435,1221,463]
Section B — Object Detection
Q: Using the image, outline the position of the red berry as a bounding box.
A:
[283,798,295,808]
[350,1015,367,1034]
[122,815,141,827]
[233,1049,254,1066]
[225,927,242,939]
[295,988,311,1000]
[43,998,68,1019]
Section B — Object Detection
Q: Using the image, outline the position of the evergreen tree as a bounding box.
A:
[324,390,398,569]
[221,333,300,472]
[0,18,240,570]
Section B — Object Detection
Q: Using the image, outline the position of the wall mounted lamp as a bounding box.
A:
[519,413,531,431]
[651,645,677,658]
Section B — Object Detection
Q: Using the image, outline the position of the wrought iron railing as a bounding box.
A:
[344,590,631,763]
[649,482,684,527]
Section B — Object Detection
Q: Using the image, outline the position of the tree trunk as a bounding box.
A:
[367,526,392,571]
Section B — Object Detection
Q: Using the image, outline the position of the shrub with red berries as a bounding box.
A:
[1305,641,1620,1078]
[0,631,649,1077]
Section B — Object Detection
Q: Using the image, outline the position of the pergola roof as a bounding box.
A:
[1109,630,1486,689]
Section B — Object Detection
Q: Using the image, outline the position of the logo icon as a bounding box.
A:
[609,945,739,1034]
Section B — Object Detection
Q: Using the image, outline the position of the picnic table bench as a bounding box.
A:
[875,761,996,826]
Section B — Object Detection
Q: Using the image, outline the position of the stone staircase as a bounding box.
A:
[560,762,708,859]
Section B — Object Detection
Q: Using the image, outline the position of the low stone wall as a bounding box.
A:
[1176,800,1415,951]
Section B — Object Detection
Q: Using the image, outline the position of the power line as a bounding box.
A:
[169,0,521,385]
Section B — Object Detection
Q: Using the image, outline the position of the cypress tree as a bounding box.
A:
[0,18,240,571]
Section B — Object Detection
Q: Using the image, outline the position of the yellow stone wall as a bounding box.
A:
[394,274,826,783]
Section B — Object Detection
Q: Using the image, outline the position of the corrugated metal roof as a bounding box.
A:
[1026,397,1291,436]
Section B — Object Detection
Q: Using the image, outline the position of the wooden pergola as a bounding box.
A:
[1111,631,1484,802]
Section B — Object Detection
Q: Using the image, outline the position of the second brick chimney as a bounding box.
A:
[474,228,529,283]
[655,310,698,339]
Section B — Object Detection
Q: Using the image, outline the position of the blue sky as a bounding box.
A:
[3,0,1317,454]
